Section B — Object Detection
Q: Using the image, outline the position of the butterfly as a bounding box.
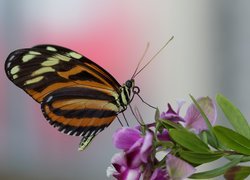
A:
[5,37,173,151]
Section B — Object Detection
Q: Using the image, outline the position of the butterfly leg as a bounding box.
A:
[116,115,124,127]
[129,104,143,126]
[118,106,130,126]
[121,111,129,126]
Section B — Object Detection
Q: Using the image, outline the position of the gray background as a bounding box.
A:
[0,1,249,179]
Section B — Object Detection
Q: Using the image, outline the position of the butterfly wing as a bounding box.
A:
[5,45,122,148]
[41,86,119,136]
[5,44,121,102]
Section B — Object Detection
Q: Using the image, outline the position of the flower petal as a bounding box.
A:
[113,127,141,150]
[111,152,127,172]
[140,131,153,163]
[126,138,144,168]
[176,100,185,114]
[150,168,168,180]
[157,129,171,141]
[161,103,185,122]
[166,154,195,179]
[184,97,217,133]
[117,168,141,180]
[106,165,117,178]
[110,152,142,180]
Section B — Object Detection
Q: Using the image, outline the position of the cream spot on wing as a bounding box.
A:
[29,51,41,55]
[46,96,53,102]
[54,54,71,62]
[6,62,11,68]
[32,67,55,76]
[8,55,15,61]
[13,75,18,79]
[68,52,82,59]
[48,57,59,61]
[46,46,57,51]
[24,76,44,85]
[10,65,20,74]
[42,58,59,66]
[22,54,36,62]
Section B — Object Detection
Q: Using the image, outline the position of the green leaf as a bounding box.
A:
[179,151,223,164]
[155,108,160,121]
[155,141,174,149]
[190,156,243,179]
[200,131,208,144]
[158,119,183,130]
[216,93,250,139]
[213,126,250,155]
[201,130,220,149]
[226,155,250,163]
[169,129,210,152]
[224,166,250,180]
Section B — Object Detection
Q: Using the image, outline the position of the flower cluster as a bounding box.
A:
[107,95,250,180]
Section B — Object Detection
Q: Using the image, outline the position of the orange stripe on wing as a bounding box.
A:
[85,62,117,84]
[26,81,118,103]
[51,99,119,112]
[44,105,116,127]
[57,66,115,89]
[26,82,77,102]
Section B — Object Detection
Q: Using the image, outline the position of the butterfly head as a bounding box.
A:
[123,79,135,98]
[125,79,135,89]
[124,79,140,101]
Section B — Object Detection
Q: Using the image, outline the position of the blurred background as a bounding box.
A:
[0,0,250,179]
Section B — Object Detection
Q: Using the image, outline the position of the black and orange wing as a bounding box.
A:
[5,45,122,149]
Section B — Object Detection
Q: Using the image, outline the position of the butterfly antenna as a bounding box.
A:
[131,42,150,79]
[133,36,174,78]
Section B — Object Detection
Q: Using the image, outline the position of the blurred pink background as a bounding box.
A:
[1,1,250,179]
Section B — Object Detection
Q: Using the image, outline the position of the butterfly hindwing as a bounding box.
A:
[41,86,119,136]
[5,45,123,142]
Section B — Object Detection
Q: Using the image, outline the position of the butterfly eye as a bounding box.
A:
[125,80,133,88]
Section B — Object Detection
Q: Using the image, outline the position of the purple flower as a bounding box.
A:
[184,97,217,133]
[109,96,216,180]
[113,128,142,151]
[113,127,153,166]
[161,97,217,134]
[107,152,141,180]
[157,129,171,142]
[166,154,195,179]
[150,168,168,180]
[149,155,195,180]
[109,127,154,179]
[160,101,185,123]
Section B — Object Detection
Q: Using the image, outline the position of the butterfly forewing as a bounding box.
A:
[5,45,121,102]
[5,45,123,145]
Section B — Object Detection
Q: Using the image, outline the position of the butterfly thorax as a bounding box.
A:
[116,79,135,112]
